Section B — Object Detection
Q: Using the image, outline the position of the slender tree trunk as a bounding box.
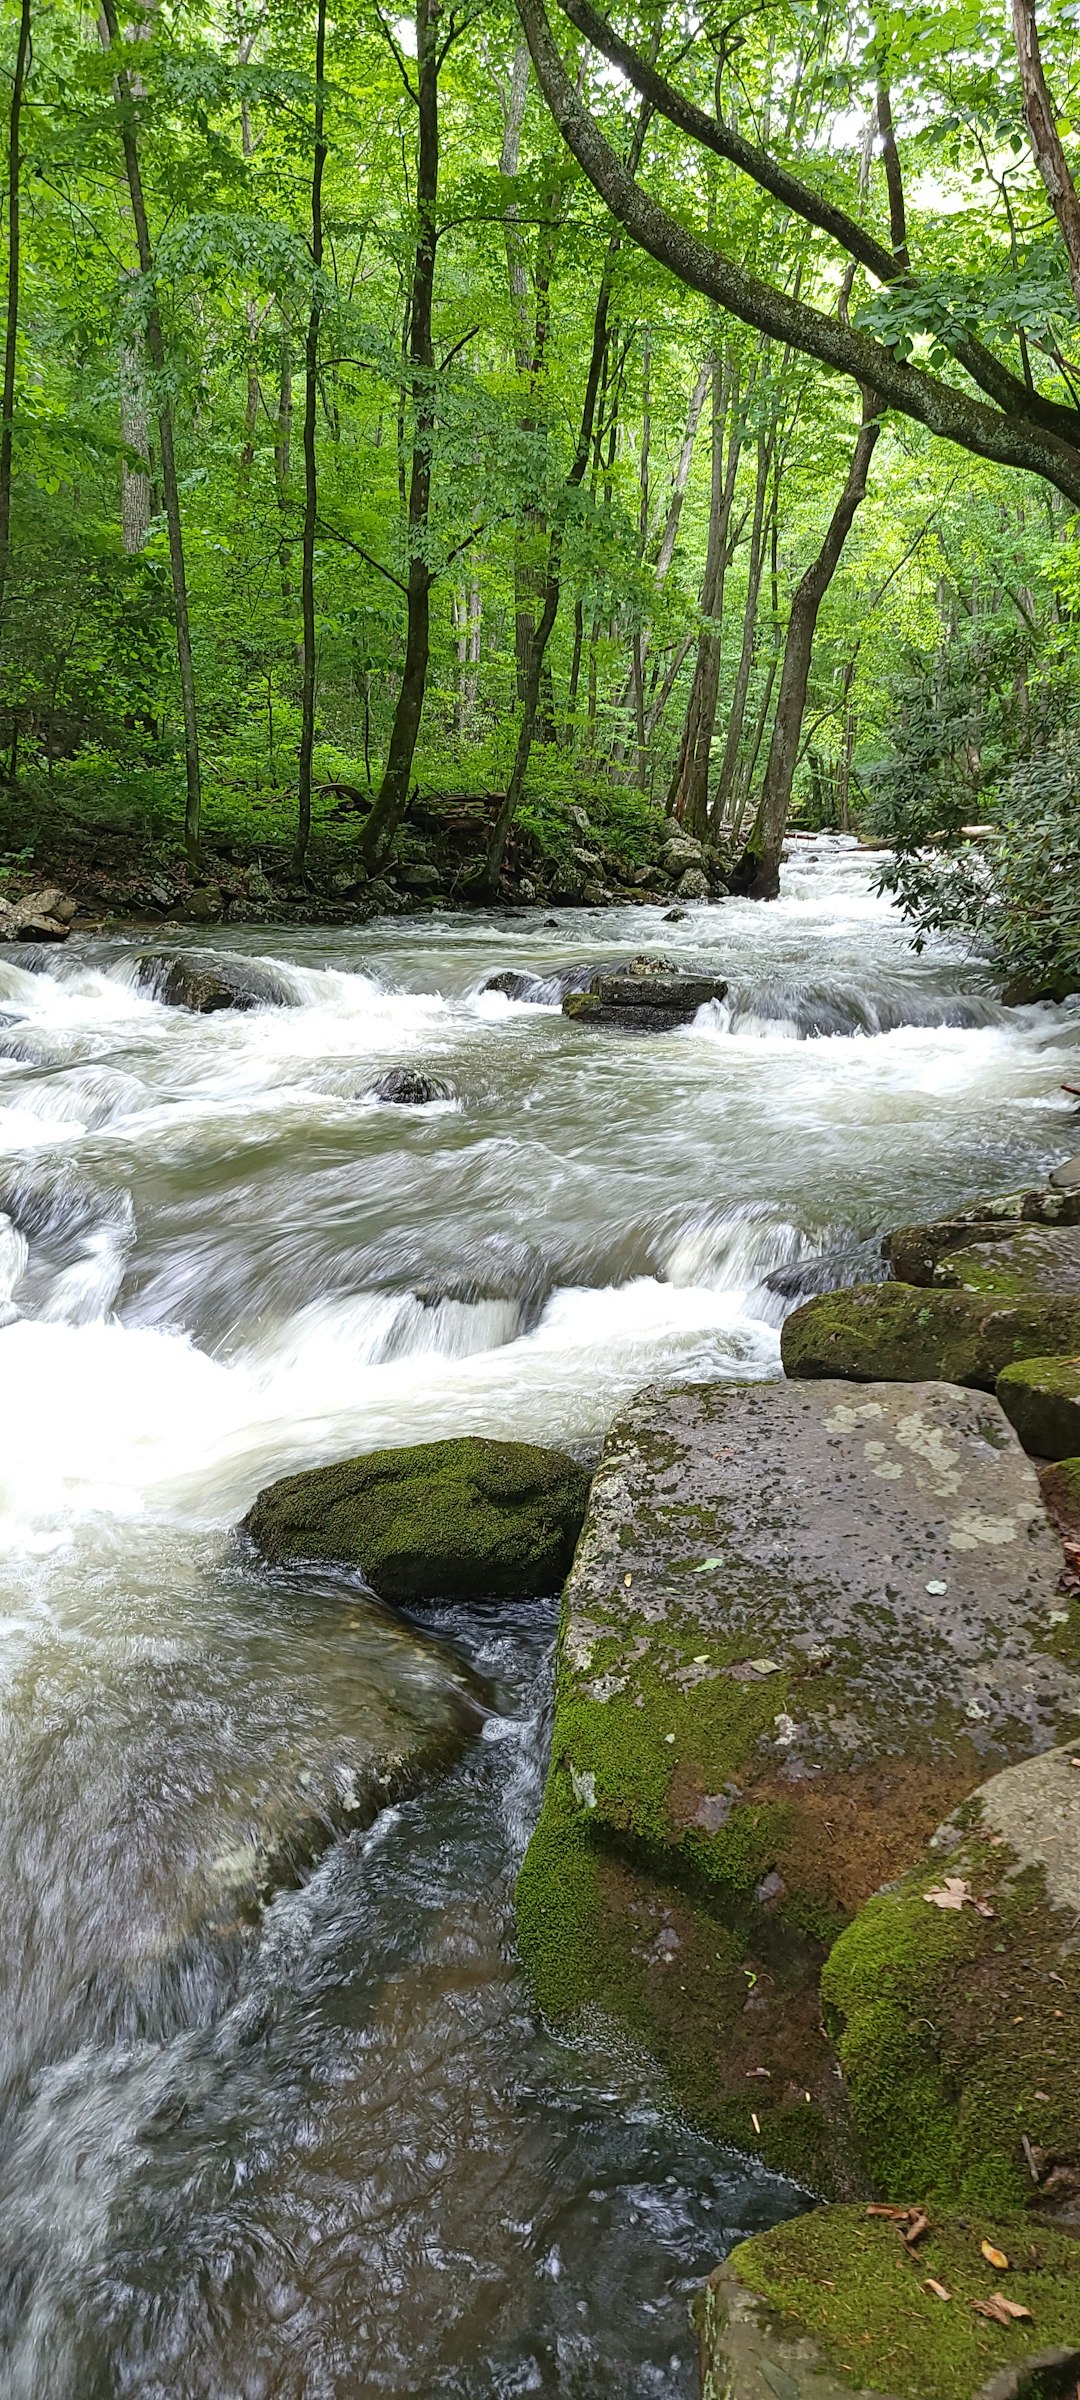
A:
[361,0,439,870]
[100,0,201,866]
[710,433,772,828]
[273,319,295,624]
[744,397,880,898]
[668,351,741,833]
[294,0,327,872]
[1011,0,1080,316]
[0,0,31,637]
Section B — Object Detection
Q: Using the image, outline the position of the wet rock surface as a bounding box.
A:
[369,1067,453,1104]
[997,1354,1080,1459]
[243,1433,591,1603]
[562,965,728,1032]
[699,2209,1080,2400]
[515,1378,1076,2188]
[885,1188,1080,1286]
[824,1745,1080,2221]
[782,1284,1080,1390]
[136,950,297,1013]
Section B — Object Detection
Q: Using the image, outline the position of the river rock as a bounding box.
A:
[781,1284,1080,1390]
[1051,1154,1080,1194]
[1039,1457,1080,1539]
[823,1743,1080,2219]
[661,831,704,874]
[137,951,297,1013]
[0,889,73,942]
[242,1434,591,1604]
[996,1354,1080,1458]
[676,867,710,901]
[930,1227,1080,1299]
[514,1378,1076,2190]
[698,2210,1080,2400]
[885,1187,1080,1285]
[369,1067,452,1104]
[482,969,546,1001]
[562,968,728,1033]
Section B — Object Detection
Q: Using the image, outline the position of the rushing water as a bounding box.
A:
[0,837,1077,2398]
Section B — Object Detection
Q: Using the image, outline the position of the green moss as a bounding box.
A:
[997,1356,1080,1461]
[823,1832,1080,2215]
[726,2206,1080,2400]
[242,1435,591,1602]
[1040,1455,1080,1540]
[781,1283,1080,1390]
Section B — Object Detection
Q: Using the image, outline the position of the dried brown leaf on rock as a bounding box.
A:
[924,1876,994,1917]
[981,2241,1010,2270]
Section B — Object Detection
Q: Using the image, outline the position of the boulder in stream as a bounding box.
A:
[243,1434,591,1603]
[698,2208,1080,2400]
[931,1226,1080,1298]
[562,967,728,1033]
[823,1742,1080,2219]
[996,1354,1080,1458]
[885,1186,1080,1286]
[369,1067,452,1104]
[781,1284,1080,1390]
[514,1377,1077,2192]
[137,951,297,1013]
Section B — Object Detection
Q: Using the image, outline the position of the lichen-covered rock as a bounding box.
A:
[931,1228,1080,1299]
[886,1190,1080,1287]
[137,951,296,1013]
[996,1356,1080,1460]
[781,1285,1080,1391]
[243,1435,591,1603]
[823,1745,1080,2220]
[1050,1155,1080,1195]
[699,2209,1080,2400]
[515,1379,1076,2188]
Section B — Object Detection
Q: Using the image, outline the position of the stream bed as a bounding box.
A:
[0,838,1077,2398]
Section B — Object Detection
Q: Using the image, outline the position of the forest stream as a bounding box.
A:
[0,837,1077,2400]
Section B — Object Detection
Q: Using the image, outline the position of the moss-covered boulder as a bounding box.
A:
[242,1435,590,1603]
[781,1285,1080,1391]
[996,1357,1080,1461]
[137,950,297,1013]
[1039,1458,1080,1541]
[515,1379,1077,2190]
[822,1745,1080,2220]
[886,1188,1080,1287]
[562,967,728,1032]
[932,1230,1080,1300]
[699,2208,1080,2400]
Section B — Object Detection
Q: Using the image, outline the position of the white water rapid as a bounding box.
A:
[0,835,1076,2397]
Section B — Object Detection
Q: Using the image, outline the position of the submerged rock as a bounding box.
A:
[137,951,297,1013]
[996,1354,1080,1458]
[369,1067,452,1104]
[562,967,728,1033]
[782,1283,1080,1390]
[823,1744,1080,2220]
[515,1377,1075,2191]
[243,1434,591,1603]
[699,2209,1080,2400]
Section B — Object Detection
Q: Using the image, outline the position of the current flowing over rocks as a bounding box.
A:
[0,838,1078,2397]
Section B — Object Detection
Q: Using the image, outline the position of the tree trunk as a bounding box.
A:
[361,0,439,871]
[99,0,201,867]
[667,351,741,833]
[744,397,880,898]
[0,0,31,636]
[1011,0,1080,317]
[711,434,772,828]
[294,0,327,873]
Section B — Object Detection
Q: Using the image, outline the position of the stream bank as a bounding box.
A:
[1,841,1078,2396]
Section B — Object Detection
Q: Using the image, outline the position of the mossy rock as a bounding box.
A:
[822,1746,1080,2219]
[136,951,296,1013]
[781,1285,1080,1392]
[886,1191,1080,1288]
[242,1435,591,1603]
[1038,1459,1080,1541]
[997,1359,1080,1462]
[699,2207,1080,2400]
[932,1231,1080,1302]
[515,1379,1077,2189]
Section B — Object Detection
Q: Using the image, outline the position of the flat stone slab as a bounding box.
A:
[781,1284,1080,1390]
[932,1226,1080,1298]
[562,967,727,1031]
[517,1379,1078,2185]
